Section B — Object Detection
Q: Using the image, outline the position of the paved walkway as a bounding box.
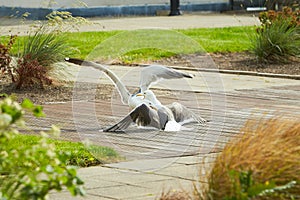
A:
[1,13,260,36]
[44,63,300,200]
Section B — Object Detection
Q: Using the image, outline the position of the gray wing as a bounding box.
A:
[157,108,169,130]
[139,65,194,92]
[103,103,153,132]
[167,102,207,125]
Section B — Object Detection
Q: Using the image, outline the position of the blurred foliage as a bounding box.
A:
[0,96,85,199]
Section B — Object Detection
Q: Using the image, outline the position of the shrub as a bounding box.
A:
[6,11,83,89]
[14,54,52,89]
[0,97,85,199]
[200,117,300,200]
[259,7,300,28]
[11,26,73,89]
[251,20,300,63]
[251,7,300,63]
[0,35,16,78]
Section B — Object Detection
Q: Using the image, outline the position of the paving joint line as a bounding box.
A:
[103,165,197,182]
[137,64,300,80]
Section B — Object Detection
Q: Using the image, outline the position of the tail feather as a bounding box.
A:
[65,57,85,66]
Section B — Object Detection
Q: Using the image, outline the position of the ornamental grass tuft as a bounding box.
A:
[251,8,300,63]
[201,117,300,200]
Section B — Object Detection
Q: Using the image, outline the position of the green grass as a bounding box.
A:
[6,26,255,62]
[9,134,122,167]
[179,26,254,52]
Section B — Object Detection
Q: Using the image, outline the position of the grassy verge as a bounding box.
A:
[9,134,122,167]
[8,26,254,62]
[179,26,254,52]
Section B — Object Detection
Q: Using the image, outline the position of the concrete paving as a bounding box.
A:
[46,63,300,200]
[0,13,260,36]
[52,63,300,93]
[49,154,217,199]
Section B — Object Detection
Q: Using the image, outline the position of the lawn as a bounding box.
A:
[9,134,121,167]
[8,26,254,62]
[66,26,254,61]
[179,26,254,52]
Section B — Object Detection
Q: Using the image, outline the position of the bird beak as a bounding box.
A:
[136,93,145,98]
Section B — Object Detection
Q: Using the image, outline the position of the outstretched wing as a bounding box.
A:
[167,102,207,125]
[65,58,131,105]
[103,103,153,132]
[139,65,194,92]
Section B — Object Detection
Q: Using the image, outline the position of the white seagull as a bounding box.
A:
[65,58,206,132]
[103,90,206,132]
[65,58,193,108]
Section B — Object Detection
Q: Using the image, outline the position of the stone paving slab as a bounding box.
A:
[53,63,300,93]
[49,155,206,199]
[1,14,260,36]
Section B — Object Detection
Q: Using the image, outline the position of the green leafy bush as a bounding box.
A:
[0,97,85,199]
[224,170,296,200]
[251,7,300,63]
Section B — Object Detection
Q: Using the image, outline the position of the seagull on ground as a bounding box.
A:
[65,58,206,132]
[103,90,206,132]
[65,58,193,108]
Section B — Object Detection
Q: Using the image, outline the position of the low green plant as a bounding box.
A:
[12,24,75,89]
[251,7,300,63]
[0,97,85,199]
[251,19,300,63]
[225,170,296,200]
[4,11,84,89]
[21,27,73,68]
[9,134,121,167]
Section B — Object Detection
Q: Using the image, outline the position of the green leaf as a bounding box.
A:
[248,181,276,197]
[21,99,34,109]
[1,104,22,123]
[33,106,45,117]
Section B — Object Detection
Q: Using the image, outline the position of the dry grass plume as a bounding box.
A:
[202,117,300,199]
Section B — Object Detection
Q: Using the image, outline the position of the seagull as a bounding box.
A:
[65,58,193,108]
[142,90,206,125]
[65,58,206,132]
[103,90,207,132]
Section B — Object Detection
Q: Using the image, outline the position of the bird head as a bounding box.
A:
[142,90,162,107]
